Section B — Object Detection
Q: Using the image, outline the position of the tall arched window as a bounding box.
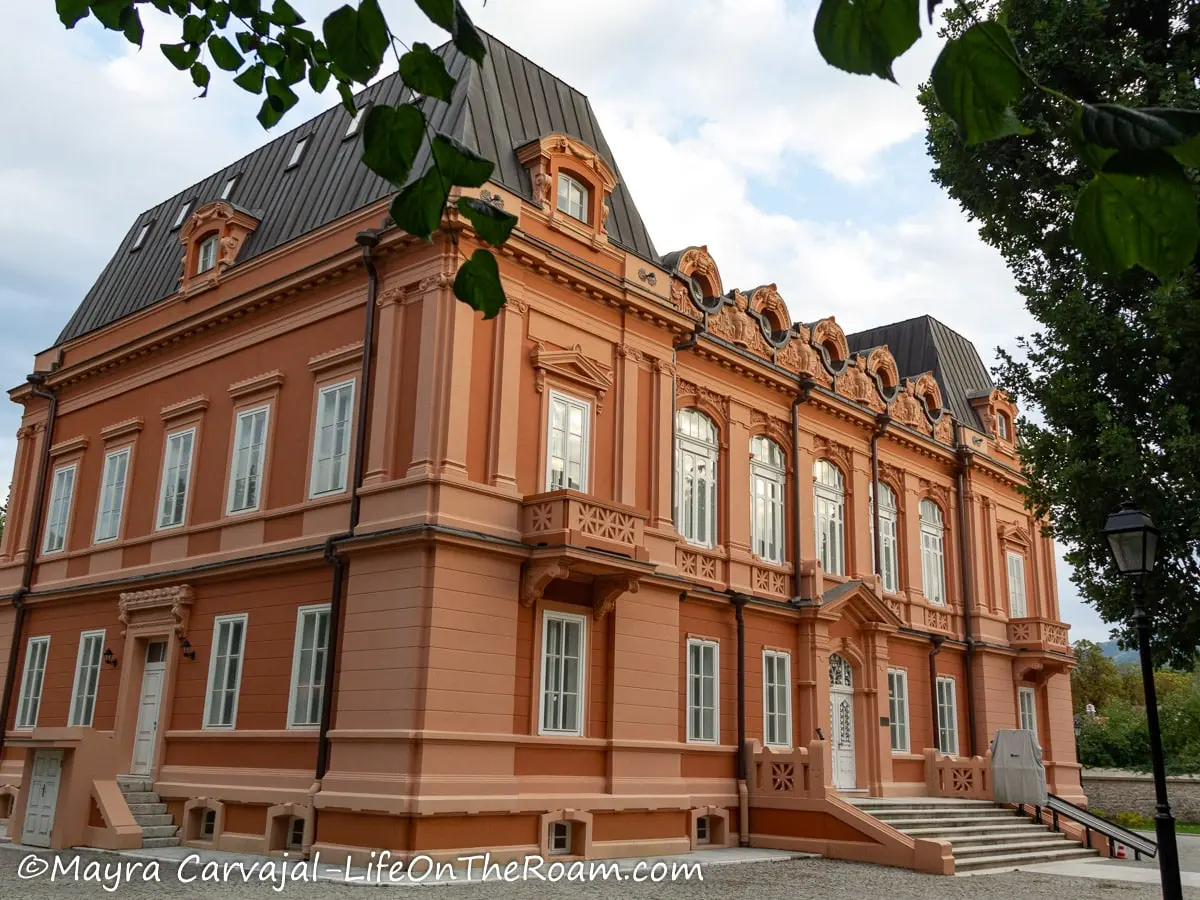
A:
[870,482,899,593]
[556,172,589,222]
[920,499,946,605]
[813,460,845,576]
[750,436,786,564]
[676,409,718,547]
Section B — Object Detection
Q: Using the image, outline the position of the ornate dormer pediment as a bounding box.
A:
[178,201,260,297]
[517,133,618,251]
[531,342,613,412]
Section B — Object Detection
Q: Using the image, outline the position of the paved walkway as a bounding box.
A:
[1014,833,1200,887]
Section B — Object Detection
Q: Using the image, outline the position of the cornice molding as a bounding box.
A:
[228,370,285,401]
[161,395,210,422]
[308,343,364,375]
[100,417,145,442]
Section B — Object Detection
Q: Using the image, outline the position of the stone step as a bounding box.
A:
[850,798,997,809]
[900,822,1054,838]
[869,806,1017,819]
[139,825,180,839]
[120,791,161,805]
[141,837,182,849]
[904,827,1065,845]
[126,803,168,817]
[874,814,1020,828]
[952,837,1076,856]
[955,847,1097,872]
[116,776,152,793]
[132,814,175,827]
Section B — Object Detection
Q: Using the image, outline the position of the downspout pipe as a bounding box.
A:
[790,378,816,603]
[953,427,978,757]
[0,374,58,758]
[314,229,381,784]
[870,413,891,583]
[728,590,750,847]
[928,634,945,751]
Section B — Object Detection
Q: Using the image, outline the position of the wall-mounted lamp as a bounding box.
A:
[102,648,118,668]
[180,638,196,661]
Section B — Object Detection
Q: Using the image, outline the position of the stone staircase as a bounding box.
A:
[848,797,1098,873]
[117,776,180,849]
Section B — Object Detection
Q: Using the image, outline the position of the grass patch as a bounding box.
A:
[1092,808,1200,834]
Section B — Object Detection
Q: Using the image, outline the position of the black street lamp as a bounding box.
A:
[1103,501,1181,900]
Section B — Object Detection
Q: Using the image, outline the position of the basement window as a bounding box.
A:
[131,220,153,251]
[202,809,216,839]
[171,200,193,230]
[696,816,710,845]
[287,816,305,849]
[549,821,571,855]
[286,136,309,170]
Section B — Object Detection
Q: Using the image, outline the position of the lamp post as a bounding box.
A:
[1102,501,1181,900]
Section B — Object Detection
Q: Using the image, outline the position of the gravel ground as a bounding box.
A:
[3,846,1200,900]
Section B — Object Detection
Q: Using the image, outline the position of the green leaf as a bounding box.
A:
[90,0,127,29]
[233,62,265,93]
[259,41,285,67]
[389,168,450,239]
[191,62,211,96]
[453,249,506,319]
[209,2,230,27]
[361,103,425,184]
[161,42,201,71]
[813,0,920,82]
[271,0,304,25]
[452,2,487,64]
[120,5,144,45]
[1068,108,1116,172]
[414,0,454,30]
[309,64,331,93]
[229,0,260,16]
[182,14,212,43]
[1079,105,1200,153]
[456,197,517,246]
[56,0,90,27]
[322,0,389,85]
[1072,150,1200,281]
[338,81,357,115]
[931,21,1031,145]
[1169,136,1200,169]
[258,97,284,129]
[265,75,299,113]
[208,35,245,71]
[431,134,493,187]
[399,42,455,102]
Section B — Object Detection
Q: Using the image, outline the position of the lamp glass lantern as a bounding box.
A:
[1103,502,1159,577]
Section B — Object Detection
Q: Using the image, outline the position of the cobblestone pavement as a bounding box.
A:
[3,846,1200,900]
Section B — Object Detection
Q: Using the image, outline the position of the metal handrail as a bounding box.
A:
[1019,793,1157,861]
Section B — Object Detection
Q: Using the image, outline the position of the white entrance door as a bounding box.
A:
[829,654,856,791]
[130,640,168,776]
[22,750,63,847]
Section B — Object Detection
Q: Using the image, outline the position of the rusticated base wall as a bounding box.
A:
[1083,771,1200,823]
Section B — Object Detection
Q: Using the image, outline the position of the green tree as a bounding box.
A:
[921,0,1200,664]
[1071,639,1124,713]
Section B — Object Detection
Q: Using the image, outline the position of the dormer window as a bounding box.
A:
[287,136,309,170]
[557,173,588,223]
[196,234,219,274]
[220,174,240,201]
[997,411,1011,440]
[344,104,369,138]
[171,200,193,230]
[131,221,152,252]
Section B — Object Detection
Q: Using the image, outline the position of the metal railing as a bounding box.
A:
[1019,793,1157,861]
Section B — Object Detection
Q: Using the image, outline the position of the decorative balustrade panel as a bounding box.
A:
[924,748,992,800]
[677,547,725,585]
[745,739,830,802]
[752,564,791,599]
[1007,617,1071,651]
[521,491,647,559]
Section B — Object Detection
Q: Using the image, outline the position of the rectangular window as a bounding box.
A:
[936,676,959,755]
[227,406,269,513]
[763,650,791,747]
[686,639,719,743]
[309,380,355,497]
[1007,552,1028,618]
[546,392,590,492]
[157,428,195,529]
[43,464,76,554]
[539,611,586,736]
[287,136,309,169]
[94,448,131,543]
[69,630,105,727]
[171,199,192,229]
[288,605,331,728]
[204,614,248,729]
[16,636,50,729]
[131,220,152,251]
[220,174,239,201]
[1018,686,1037,737]
[345,103,370,138]
[549,821,571,854]
[676,444,718,547]
[887,668,910,752]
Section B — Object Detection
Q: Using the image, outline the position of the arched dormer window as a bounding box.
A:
[676,408,718,548]
[556,172,589,223]
[197,233,219,274]
[919,498,946,605]
[750,435,786,564]
[814,460,845,576]
[177,200,260,296]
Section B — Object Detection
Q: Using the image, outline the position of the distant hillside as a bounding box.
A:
[1097,640,1140,666]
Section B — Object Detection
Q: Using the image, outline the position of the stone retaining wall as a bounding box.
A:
[1082,769,1200,822]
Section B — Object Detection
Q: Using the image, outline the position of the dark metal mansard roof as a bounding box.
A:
[847,314,995,429]
[56,31,659,345]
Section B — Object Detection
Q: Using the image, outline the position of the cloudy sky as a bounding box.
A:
[0,0,1112,641]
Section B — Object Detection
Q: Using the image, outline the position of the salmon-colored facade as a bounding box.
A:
[0,35,1078,870]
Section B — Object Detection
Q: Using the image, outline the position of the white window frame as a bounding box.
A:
[814,460,845,576]
[750,436,786,564]
[227,405,270,514]
[549,821,571,855]
[157,427,196,530]
[43,463,77,554]
[345,103,370,137]
[220,174,239,201]
[762,650,792,748]
[197,233,219,274]
[131,220,152,250]
[15,636,50,730]
[1006,551,1028,618]
[686,638,719,744]
[556,172,588,222]
[887,667,910,753]
[309,380,356,498]
[545,390,590,493]
[287,604,332,729]
[936,676,959,756]
[287,135,309,169]
[1018,685,1038,737]
[171,199,193,229]
[871,482,900,594]
[675,409,719,548]
[997,411,1010,440]
[538,610,587,737]
[94,447,131,544]
[203,613,248,730]
[920,499,947,605]
[69,629,106,727]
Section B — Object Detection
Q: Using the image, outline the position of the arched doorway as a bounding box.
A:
[829,654,856,790]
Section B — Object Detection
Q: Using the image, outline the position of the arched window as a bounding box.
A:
[870,482,899,593]
[676,408,718,547]
[750,436,786,564]
[197,233,219,274]
[813,460,845,576]
[556,172,589,223]
[997,411,1011,440]
[920,499,946,605]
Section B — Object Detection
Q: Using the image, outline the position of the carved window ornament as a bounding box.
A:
[810,317,849,377]
[531,342,613,414]
[178,200,260,297]
[862,346,901,403]
[912,372,945,423]
[967,387,1019,444]
[746,284,793,347]
[517,134,617,248]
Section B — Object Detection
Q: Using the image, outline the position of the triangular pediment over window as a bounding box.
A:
[532,343,613,412]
